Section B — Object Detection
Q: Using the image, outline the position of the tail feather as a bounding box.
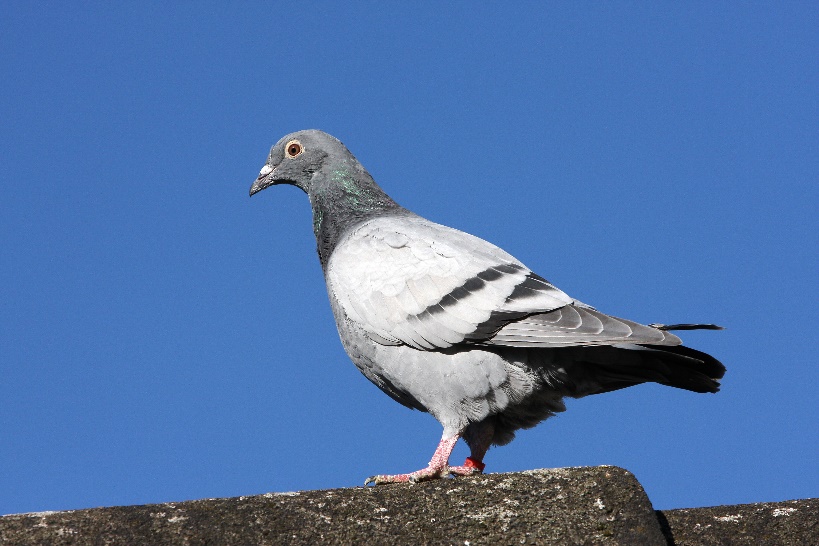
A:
[649,323,724,331]
[562,343,726,396]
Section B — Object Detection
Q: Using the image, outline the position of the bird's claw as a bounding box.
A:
[448,465,482,477]
[365,474,413,486]
[364,465,450,486]
[364,474,410,486]
[448,456,486,477]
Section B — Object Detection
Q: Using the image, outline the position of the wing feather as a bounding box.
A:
[489,306,680,347]
[326,215,573,349]
[326,214,678,351]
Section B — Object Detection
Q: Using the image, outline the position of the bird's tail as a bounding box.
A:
[648,323,724,332]
[562,343,726,396]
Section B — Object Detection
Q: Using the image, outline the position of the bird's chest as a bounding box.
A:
[325,282,400,383]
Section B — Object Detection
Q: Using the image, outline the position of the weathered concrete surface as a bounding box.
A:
[658,498,818,546]
[1,466,665,545]
[2,466,816,546]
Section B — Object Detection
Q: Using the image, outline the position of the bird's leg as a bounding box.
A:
[364,433,460,485]
[449,419,494,476]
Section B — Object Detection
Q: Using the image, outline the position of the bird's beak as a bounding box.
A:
[249,164,275,197]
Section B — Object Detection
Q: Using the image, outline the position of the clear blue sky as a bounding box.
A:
[1,3,816,515]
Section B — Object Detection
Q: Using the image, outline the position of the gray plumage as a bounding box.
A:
[250,129,725,482]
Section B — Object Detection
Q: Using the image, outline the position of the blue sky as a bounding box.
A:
[1,3,816,515]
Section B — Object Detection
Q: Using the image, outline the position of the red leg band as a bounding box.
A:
[464,457,486,471]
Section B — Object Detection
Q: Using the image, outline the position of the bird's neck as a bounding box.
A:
[309,163,404,269]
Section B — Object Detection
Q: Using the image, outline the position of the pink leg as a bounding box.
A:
[365,435,460,485]
[449,419,493,477]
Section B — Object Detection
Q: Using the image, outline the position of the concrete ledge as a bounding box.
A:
[1,466,815,545]
[659,498,817,545]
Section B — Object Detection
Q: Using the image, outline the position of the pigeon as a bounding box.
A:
[250,129,725,485]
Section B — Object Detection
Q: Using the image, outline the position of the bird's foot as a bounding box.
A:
[365,464,451,486]
[364,457,486,485]
[364,435,485,485]
[448,456,486,477]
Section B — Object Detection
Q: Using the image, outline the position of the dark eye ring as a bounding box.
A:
[286,140,303,158]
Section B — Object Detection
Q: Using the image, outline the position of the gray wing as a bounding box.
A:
[326,215,679,351]
[487,303,680,347]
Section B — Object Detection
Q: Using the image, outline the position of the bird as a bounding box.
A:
[249,129,725,485]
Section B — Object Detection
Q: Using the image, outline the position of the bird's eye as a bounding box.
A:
[286,140,303,158]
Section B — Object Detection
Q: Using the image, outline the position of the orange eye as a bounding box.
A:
[286,140,303,158]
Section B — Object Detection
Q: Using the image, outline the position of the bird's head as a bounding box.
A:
[249,129,349,196]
